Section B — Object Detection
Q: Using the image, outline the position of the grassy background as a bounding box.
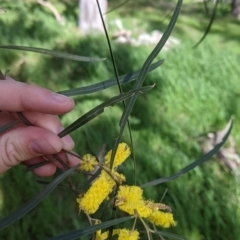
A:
[0,1,240,239]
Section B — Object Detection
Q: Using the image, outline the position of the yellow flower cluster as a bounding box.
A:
[79,154,97,172]
[116,186,152,217]
[96,228,139,240]
[76,142,176,239]
[77,143,131,214]
[115,185,176,228]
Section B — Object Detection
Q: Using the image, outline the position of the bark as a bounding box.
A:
[79,0,107,34]
[232,0,240,19]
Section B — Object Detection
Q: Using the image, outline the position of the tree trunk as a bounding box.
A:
[79,0,107,34]
[232,0,240,19]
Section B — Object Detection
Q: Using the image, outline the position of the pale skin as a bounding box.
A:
[0,77,79,176]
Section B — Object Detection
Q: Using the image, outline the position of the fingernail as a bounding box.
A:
[31,139,57,154]
[51,93,73,103]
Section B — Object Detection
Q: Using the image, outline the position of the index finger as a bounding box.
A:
[0,78,75,114]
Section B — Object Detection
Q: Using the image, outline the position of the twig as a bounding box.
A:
[37,0,65,25]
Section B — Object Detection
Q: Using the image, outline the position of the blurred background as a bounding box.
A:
[0,0,240,239]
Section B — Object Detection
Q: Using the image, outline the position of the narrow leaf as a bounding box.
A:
[82,168,101,192]
[202,0,210,16]
[47,216,133,240]
[57,60,164,97]
[110,0,183,169]
[0,69,5,79]
[0,45,105,62]
[0,165,79,229]
[119,0,182,129]
[0,120,20,134]
[96,0,122,94]
[141,119,233,188]
[193,0,219,48]
[106,0,130,14]
[58,85,154,138]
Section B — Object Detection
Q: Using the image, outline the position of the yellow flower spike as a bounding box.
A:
[77,171,116,214]
[105,143,131,168]
[117,229,140,240]
[79,154,98,172]
[147,210,177,228]
[115,186,152,217]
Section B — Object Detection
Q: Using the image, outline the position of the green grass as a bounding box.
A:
[0,1,240,239]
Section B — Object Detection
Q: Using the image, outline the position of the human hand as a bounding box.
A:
[0,77,79,176]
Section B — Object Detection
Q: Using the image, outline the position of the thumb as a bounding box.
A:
[0,126,63,173]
